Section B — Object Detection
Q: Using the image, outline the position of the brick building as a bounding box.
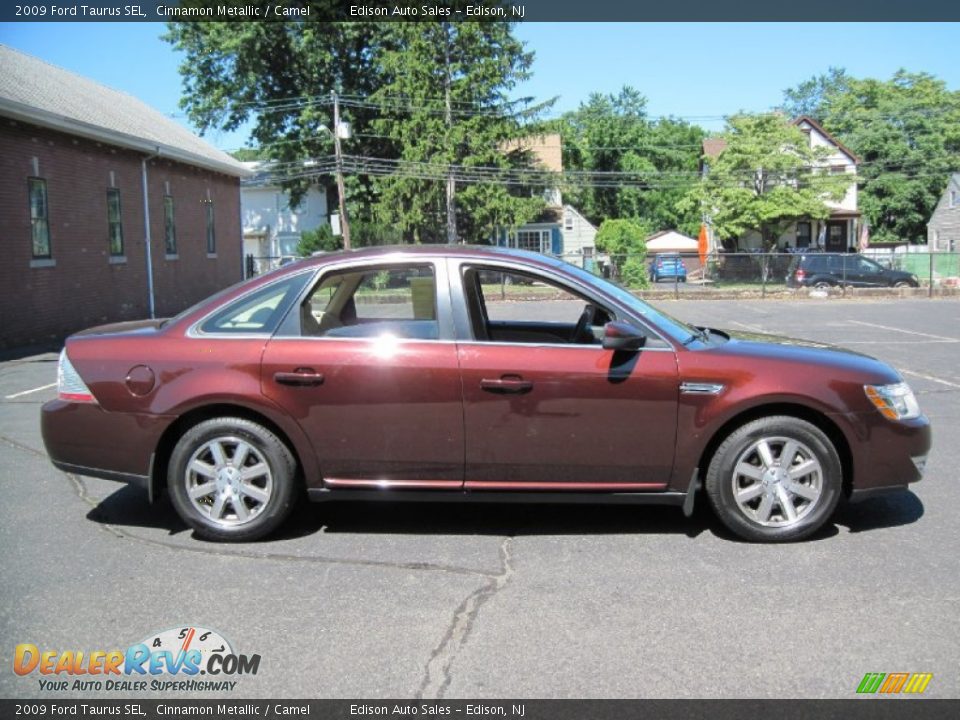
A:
[0,45,249,351]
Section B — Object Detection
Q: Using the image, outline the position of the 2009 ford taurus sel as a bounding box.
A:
[42,246,931,542]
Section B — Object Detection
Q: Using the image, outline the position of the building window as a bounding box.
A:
[796,222,812,248]
[951,190,957,208]
[29,177,51,258]
[106,188,124,256]
[564,210,574,231]
[164,196,177,255]
[514,230,548,253]
[205,201,216,254]
[830,165,847,175]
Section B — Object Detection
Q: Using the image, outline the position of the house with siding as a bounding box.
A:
[702,116,860,253]
[927,173,960,252]
[491,133,598,264]
[241,161,329,274]
[0,44,249,351]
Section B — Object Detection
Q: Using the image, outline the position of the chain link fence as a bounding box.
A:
[558,250,960,298]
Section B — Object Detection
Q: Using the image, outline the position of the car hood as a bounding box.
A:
[708,328,900,383]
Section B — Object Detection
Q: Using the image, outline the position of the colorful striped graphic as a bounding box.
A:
[857,672,933,694]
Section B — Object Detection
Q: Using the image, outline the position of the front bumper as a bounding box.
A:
[841,411,932,494]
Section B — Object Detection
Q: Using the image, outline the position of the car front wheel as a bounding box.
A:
[167,417,298,542]
[704,416,842,542]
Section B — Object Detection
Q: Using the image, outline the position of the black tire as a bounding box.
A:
[812,280,833,290]
[704,416,842,542]
[167,417,298,542]
[893,281,912,289]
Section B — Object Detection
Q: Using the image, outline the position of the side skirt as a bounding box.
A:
[307,487,688,507]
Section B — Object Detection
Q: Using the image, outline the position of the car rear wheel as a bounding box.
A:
[893,281,912,288]
[167,417,298,542]
[704,416,842,542]
[812,280,833,290]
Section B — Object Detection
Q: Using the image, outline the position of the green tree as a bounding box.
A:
[165,14,392,213]
[683,114,852,255]
[559,87,704,233]
[780,67,850,121]
[783,70,960,244]
[595,218,651,288]
[296,224,340,256]
[369,19,552,243]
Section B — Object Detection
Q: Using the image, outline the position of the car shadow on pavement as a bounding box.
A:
[832,492,925,534]
[84,485,924,544]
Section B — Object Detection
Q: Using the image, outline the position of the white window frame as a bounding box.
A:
[511,229,551,254]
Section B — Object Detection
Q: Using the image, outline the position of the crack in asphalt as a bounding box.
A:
[417,536,515,700]
[0,433,501,579]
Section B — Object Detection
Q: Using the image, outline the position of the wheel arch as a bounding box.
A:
[149,403,308,503]
[696,402,854,497]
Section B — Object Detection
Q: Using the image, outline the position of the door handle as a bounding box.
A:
[480,376,533,394]
[274,369,325,387]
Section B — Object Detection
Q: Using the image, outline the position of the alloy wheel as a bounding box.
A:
[730,436,823,527]
[184,436,274,527]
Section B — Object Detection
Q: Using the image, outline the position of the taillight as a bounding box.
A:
[57,349,97,404]
[795,269,806,282]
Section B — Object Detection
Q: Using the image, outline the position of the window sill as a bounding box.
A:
[30,258,56,269]
[108,255,127,265]
[206,253,217,259]
[165,254,179,261]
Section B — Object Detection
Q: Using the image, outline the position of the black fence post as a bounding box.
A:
[929,252,934,298]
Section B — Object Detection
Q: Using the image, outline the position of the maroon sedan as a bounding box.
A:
[42,246,931,542]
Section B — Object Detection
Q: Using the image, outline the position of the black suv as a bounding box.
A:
[786,253,919,289]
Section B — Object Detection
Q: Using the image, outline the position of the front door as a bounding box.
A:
[454,263,679,490]
[825,221,847,252]
[261,261,464,487]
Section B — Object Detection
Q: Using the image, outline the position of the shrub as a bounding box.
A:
[621,257,650,289]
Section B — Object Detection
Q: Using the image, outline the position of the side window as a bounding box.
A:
[199,274,309,335]
[462,266,612,345]
[300,264,439,340]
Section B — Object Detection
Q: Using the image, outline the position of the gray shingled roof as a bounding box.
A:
[0,44,248,177]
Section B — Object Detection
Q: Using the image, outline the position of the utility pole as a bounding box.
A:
[332,91,352,250]
[443,22,457,244]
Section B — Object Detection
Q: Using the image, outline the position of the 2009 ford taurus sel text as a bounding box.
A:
[41,247,931,542]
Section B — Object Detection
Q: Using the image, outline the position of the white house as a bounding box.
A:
[703,116,860,253]
[927,173,960,252]
[492,134,598,264]
[241,161,329,267]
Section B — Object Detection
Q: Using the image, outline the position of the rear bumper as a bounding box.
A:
[41,399,172,486]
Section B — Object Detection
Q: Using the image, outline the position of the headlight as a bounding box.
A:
[864,382,921,421]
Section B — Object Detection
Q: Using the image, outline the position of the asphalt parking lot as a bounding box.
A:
[1,297,958,699]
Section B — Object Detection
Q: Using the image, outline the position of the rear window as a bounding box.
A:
[198,273,312,335]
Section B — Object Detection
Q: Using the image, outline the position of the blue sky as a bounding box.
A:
[1,22,958,150]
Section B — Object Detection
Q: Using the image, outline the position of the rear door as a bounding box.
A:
[261,260,464,488]
[451,261,679,490]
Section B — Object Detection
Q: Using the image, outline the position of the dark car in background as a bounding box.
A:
[787,253,919,289]
[42,246,930,544]
[649,253,688,283]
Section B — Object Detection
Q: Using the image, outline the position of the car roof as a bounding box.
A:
[285,244,567,271]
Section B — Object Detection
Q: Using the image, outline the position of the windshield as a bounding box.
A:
[563,263,699,344]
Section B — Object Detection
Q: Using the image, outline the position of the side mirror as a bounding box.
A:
[602,321,647,352]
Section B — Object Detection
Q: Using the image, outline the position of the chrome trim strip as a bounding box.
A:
[679,382,725,395]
